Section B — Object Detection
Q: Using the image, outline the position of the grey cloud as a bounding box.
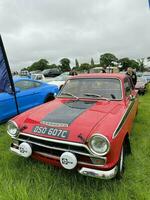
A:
[0,0,150,70]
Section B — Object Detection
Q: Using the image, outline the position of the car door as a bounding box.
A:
[15,80,43,113]
[124,77,138,132]
[0,92,18,122]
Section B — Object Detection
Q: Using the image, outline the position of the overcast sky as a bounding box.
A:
[0,0,150,70]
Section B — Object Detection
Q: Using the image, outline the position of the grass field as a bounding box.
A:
[0,86,150,200]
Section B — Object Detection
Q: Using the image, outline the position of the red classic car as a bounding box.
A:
[7,73,138,179]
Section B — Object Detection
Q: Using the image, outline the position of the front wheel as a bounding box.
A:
[44,93,55,103]
[116,144,125,179]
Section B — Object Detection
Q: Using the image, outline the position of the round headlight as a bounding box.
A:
[7,121,19,137]
[88,134,110,156]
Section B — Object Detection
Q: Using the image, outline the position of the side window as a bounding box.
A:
[124,78,131,96]
[34,82,41,87]
[37,75,42,80]
[15,80,41,90]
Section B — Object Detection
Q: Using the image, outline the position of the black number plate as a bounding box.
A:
[32,125,69,139]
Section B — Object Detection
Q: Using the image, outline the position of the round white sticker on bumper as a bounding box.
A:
[60,152,77,170]
[19,142,32,158]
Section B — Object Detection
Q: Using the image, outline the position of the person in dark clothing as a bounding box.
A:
[102,68,106,73]
[126,67,137,85]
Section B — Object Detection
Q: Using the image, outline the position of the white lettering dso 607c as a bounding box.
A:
[32,126,69,139]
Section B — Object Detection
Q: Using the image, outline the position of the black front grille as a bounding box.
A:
[13,134,106,166]
[18,134,90,155]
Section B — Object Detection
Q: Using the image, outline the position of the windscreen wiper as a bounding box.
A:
[60,92,79,100]
[83,93,110,101]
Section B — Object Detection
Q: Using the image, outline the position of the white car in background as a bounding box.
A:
[47,73,70,89]
[143,72,150,83]
[31,74,46,81]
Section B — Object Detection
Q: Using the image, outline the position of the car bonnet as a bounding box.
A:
[20,98,122,143]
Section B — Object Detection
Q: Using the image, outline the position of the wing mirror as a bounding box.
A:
[129,94,135,101]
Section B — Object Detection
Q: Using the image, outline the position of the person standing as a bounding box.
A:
[126,67,137,85]
[102,67,106,73]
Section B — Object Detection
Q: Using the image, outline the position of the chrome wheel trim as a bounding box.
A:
[119,146,124,172]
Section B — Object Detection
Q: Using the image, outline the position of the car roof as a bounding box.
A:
[143,72,150,75]
[31,74,43,76]
[69,73,127,80]
[13,77,41,82]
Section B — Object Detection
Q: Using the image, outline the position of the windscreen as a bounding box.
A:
[59,78,122,100]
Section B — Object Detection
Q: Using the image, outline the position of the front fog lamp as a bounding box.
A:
[7,121,19,137]
[88,134,110,156]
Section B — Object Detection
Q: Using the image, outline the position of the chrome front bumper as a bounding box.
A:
[11,144,118,179]
[78,166,118,179]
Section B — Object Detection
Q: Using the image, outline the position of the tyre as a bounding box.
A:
[44,94,55,103]
[116,144,125,179]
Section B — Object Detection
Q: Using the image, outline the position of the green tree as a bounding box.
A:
[21,67,28,71]
[91,58,94,68]
[28,59,49,71]
[100,53,118,67]
[80,63,90,71]
[48,64,58,69]
[75,59,79,68]
[119,58,140,71]
[93,63,101,68]
[130,59,140,71]
[60,58,71,72]
[119,57,131,70]
[137,58,145,72]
